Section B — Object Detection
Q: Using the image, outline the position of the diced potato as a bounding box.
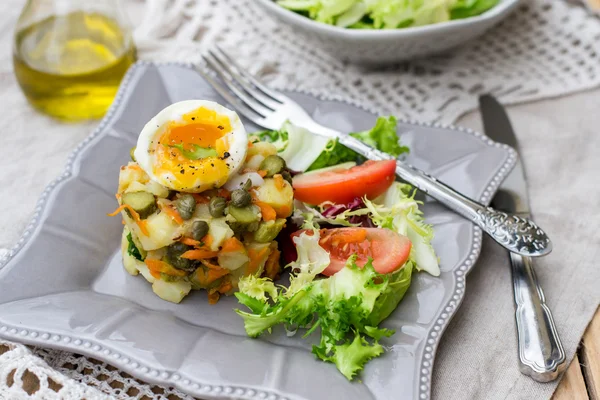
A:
[254,178,294,218]
[126,211,183,251]
[208,218,234,251]
[218,248,249,271]
[118,163,149,193]
[245,154,265,171]
[136,262,156,284]
[145,180,170,198]
[152,279,192,303]
[192,204,211,220]
[247,142,277,159]
[124,181,147,194]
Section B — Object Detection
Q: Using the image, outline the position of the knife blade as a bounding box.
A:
[479,95,529,215]
[479,95,566,382]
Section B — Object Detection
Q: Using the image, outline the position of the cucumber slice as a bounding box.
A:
[228,204,261,224]
[254,219,286,243]
[121,191,157,219]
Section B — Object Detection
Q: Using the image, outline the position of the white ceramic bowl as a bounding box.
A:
[255,0,522,65]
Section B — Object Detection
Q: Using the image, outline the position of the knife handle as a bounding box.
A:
[510,252,566,382]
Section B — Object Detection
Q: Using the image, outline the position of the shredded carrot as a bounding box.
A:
[217,188,231,199]
[192,193,210,204]
[145,259,187,277]
[194,265,229,285]
[181,237,202,247]
[201,259,222,270]
[121,219,126,225]
[128,164,143,171]
[247,247,270,276]
[254,201,276,222]
[115,193,122,200]
[160,203,184,224]
[276,204,292,218]
[220,237,244,253]
[273,173,285,190]
[149,269,161,279]
[108,204,149,236]
[181,249,219,260]
[207,291,220,304]
[247,140,254,148]
[217,279,233,294]
[264,249,281,280]
[203,234,214,249]
[257,170,267,178]
[249,189,259,200]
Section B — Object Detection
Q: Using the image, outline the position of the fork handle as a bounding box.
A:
[336,134,550,257]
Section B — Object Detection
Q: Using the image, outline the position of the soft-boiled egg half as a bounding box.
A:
[134,100,247,193]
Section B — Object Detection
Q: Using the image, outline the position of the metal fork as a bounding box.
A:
[196,46,552,258]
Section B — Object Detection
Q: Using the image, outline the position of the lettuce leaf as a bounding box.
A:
[307,139,359,171]
[256,116,408,172]
[368,261,414,325]
[350,116,409,157]
[276,0,500,29]
[235,254,407,380]
[450,0,499,19]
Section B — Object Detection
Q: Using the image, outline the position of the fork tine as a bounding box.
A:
[208,49,282,110]
[202,53,274,118]
[214,45,285,103]
[192,65,266,127]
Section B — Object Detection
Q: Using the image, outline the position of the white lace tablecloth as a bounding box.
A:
[1,0,599,399]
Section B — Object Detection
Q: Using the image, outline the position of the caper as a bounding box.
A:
[192,220,209,241]
[130,147,137,162]
[281,170,293,185]
[259,155,286,177]
[166,242,195,271]
[242,179,252,191]
[175,194,196,220]
[209,196,227,217]
[230,189,252,208]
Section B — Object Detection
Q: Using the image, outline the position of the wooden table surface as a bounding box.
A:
[553,307,600,400]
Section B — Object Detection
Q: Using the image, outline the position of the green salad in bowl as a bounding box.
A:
[276,0,500,29]
[256,0,520,63]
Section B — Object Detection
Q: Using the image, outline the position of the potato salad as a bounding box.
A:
[110,100,294,304]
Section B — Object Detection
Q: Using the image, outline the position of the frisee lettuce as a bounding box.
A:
[236,252,413,380]
[369,182,440,276]
[255,116,408,172]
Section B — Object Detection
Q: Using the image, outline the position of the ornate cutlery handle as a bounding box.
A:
[511,252,566,382]
[336,134,552,257]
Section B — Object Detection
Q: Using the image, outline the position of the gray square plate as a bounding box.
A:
[0,63,515,400]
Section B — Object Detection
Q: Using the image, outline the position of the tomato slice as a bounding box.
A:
[292,227,411,276]
[292,160,396,205]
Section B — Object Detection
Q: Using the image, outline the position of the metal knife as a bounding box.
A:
[479,95,566,382]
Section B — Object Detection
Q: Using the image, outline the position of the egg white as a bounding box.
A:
[134,100,247,192]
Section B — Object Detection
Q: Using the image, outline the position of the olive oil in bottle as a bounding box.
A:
[13,11,136,121]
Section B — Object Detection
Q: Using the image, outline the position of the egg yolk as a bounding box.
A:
[152,107,233,192]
